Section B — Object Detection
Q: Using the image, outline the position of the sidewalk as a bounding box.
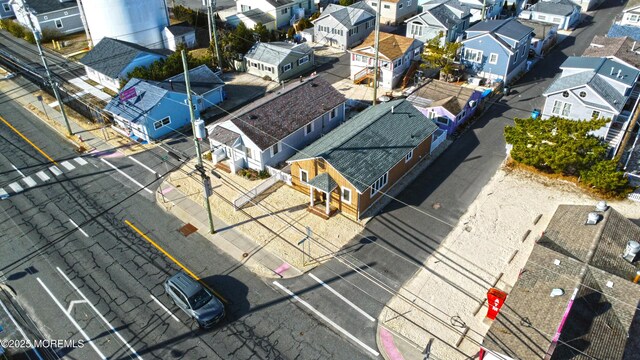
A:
[0,73,302,280]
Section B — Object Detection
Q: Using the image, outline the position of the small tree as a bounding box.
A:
[510,3,517,13]
[253,22,270,42]
[339,0,354,5]
[581,160,631,196]
[297,17,313,31]
[310,11,321,21]
[421,32,462,79]
[287,26,296,39]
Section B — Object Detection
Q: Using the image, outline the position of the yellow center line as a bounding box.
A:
[0,115,58,165]
[125,220,229,304]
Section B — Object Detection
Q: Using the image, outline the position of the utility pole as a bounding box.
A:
[481,0,487,21]
[371,0,382,106]
[206,0,223,72]
[181,50,216,234]
[15,0,73,136]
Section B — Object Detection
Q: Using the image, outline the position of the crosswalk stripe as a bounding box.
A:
[36,171,50,182]
[74,157,88,166]
[8,182,22,193]
[61,161,75,171]
[22,176,36,188]
[49,166,63,176]
[0,188,8,199]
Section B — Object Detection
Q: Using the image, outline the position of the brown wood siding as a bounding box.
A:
[290,159,360,218]
[358,133,433,215]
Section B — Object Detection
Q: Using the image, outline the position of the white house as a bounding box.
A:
[619,0,640,27]
[162,23,196,51]
[518,0,580,31]
[364,0,418,25]
[12,0,84,35]
[349,31,424,89]
[517,19,558,56]
[230,0,316,29]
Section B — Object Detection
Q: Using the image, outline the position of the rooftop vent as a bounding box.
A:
[623,240,640,262]
[595,200,608,212]
[391,106,395,114]
[550,288,564,297]
[249,114,258,120]
[611,66,615,75]
[617,69,622,78]
[311,83,318,87]
[586,212,600,225]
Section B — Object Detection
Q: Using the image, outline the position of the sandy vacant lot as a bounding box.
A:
[380,164,640,359]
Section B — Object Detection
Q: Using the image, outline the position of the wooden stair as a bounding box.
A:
[401,61,420,89]
[353,67,377,85]
[215,161,231,173]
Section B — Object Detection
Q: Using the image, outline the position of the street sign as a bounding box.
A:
[119,87,137,102]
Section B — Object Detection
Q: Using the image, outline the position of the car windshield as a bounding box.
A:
[189,289,213,310]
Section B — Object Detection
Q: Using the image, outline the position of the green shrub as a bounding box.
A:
[258,170,270,179]
[581,160,631,196]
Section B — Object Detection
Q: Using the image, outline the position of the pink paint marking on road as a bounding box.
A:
[90,149,125,158]
[161,187,174,195]
[380,327,405,360]
[274,263,291,276]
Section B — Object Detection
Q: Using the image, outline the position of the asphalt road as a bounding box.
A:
[0,82,370,359]
[279,0,626,355]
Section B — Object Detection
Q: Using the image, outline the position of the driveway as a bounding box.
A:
[276,0,626,356]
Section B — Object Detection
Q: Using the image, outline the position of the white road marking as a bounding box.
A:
[67,299,89,314]
[273,281,380,357]
[69,218,89,237]
[11,164,24,177]
[150,295,180,322]
[0,188,8,199]
[8,182,22,193]
[37,277,107,360]
[308,273,375,322]
[49,165,63,176]
[36,171,50,182]
[74,157,88,166]
[129,156,157,175]
[61,161,76,171]
[56,267,144,360]
[0,298,45,360]
[22,176,37,188]
[101,158,152,194]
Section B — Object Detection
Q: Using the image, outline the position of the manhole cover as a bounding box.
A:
[179,223,198,237]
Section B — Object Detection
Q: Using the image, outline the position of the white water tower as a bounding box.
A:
[77,0,170,49]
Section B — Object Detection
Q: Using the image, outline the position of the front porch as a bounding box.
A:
[306,173,339,219]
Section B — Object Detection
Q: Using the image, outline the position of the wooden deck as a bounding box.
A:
[307,203,338,219]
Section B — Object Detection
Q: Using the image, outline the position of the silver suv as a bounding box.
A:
[164,271,225,328]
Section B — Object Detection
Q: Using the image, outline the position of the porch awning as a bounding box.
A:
[307,173,337,194]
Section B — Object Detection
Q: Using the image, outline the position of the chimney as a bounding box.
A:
[618,69,622,78]
[611,67,615,75]
[633,41,637,52]
[169,79,173,90]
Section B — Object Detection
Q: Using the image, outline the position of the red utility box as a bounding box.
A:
[486,288,508,320]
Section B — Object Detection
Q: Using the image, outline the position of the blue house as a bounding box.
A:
[460,19,534,85]
[104,65,225,143]
[80,38,167,92]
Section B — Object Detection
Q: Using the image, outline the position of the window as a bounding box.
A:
[330,107,337,119]
[488,53,498,64]
[384,4,390,9]
[463,48,482,63]
[153,117,170,130]
[514,51,518,62]
[304,122,313,135]
[405,149,413,163]
[281,8,288,14]
[241,5,252,11]
[371,172,388,196]
[630,14,640,22]
[64,11,68,15]
[435,117,450,126]
[55,19,63,29]
[300,169,308,183]
[409,23,423,36]
[271,142,280,156]
[2,3,10,12]
[562,91,569,98]
[341,187,351,204]
[283,63,292,72]
[245,147,253,159]
[298,55,310,65]
[551,100,572,116]
[552,17,562,23]
[579,91,587,98]
[399,3,403,8]
[537,14,546,21]
[371,2,377,6]
[394,58,403,68]
[414,47,421,56]
[592,110,601,119]
[43,15,48,20]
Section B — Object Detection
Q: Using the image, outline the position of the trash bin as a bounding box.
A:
[486,288,508,320]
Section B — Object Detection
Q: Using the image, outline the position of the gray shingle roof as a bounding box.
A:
[79,38,166,79]
[244,41,312,67]
[624,0,640,12]
[517,19,558,40]
[156,65,224,95]
[466,18,533,42]
[483,205,640,360]
[104,78,168,124]
[529,0,579,16]
[218,76,345,150]
[307,172,338,193]
[210,126,240,147]
[543,71,626,112]
[165,23,194,37]
[23,0,76,14]
[315,3,375,27]
[584,36,640,69]
[425,0,470,29]
[237,8,275,25]
[407,79,478,114]
[288,99,438,192]
[264,0,296,7]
